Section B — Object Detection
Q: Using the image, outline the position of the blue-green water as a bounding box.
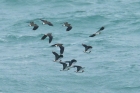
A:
[0,0,140,93]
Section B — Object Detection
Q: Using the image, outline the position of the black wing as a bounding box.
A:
[82,44,87,48]
[69,62,73,67]
[41,35,47,40]
[48,22,53,26]
[59,45,64,54]
[69,59,77,66]
[48,35,53,43]
[52,51,59,60]
[89,34,96,37]
[82,44,88,51]
[99,26,104,31]
[33,25,39,30]
[85,47,89,51]
[59,62,67,70]
[66,26,72,31]
[40,19,46,23]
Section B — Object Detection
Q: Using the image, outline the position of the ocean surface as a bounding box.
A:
[0,0,140,93]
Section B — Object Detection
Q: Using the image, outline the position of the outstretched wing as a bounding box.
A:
[47,22,53,26]
[48,34,53,43]
[99,26,104,31]
[89,33,96,37]
[85,46,91,51]
[69,62,74,67]
[70,60,77,67]
[82,44,88,51]
[59,62,67,70]
[41,35,47,40]
[40,19,47,23]
[33,25,39,30]
[66,26,72,31]
[82,44,87,48]
[59,45,64,54]
[52,51,59,60]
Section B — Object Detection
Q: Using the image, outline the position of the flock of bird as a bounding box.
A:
[28,19,105,73]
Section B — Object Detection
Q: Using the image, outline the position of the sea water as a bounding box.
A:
[0,0,140,93]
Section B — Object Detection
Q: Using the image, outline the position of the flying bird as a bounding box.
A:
[28,22,39,30]
[89,26,105,37]
[41,33,53,43]
[51,43,64,54]
[62,22,72,31]
[73,65,85,73]
[52,51,63,62]
[82,44,92,53]
[59,61,70,71]
[40,19,53,26]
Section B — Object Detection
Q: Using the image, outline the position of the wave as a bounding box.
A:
[2,34,44,43]
[0,38,8,43]
[114,85,140,90]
